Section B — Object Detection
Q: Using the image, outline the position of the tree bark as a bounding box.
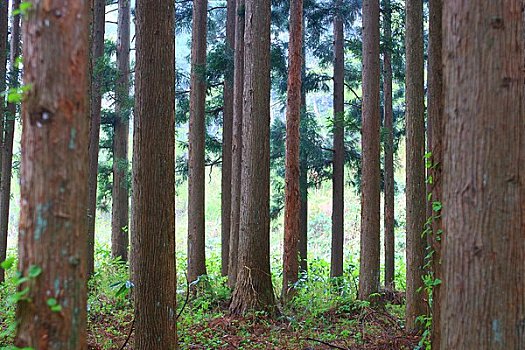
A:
[229,0,275,314]
[405,0,426,331]
[187,0,208,283]
[382,0,395,292]
[111,0,131,262]
[15,0,90,347]
[132,0,177,347]
[428,0,442,346]
[0,0,14,284]
[330,0,344,278]
[441,2,524,348]
[227,0,245,289]
[87,0,105,277]
[282,0,303,302]
[359,0,381,299]
[221,0,235,277]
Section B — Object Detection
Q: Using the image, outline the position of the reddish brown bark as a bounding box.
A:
[428,0,442,346]
[229,0,275,314]
[282,0,303,302]
[111,0,131,262]
[330,0,344,278]
[221,0,235,277]
[359,0,381,299]
[15,0,90,347]
[132,0,177,347]
[382,0,395,292]
[405,0,426,331]
[87,0,105,277]
[187,0,208,283]
[227,0,245,289]
[441,2,524,348]
[0,0,17,285]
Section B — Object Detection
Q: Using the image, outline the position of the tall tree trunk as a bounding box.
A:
[428,0,442,346]
[298,14,308,275]
[0,0,12,284]
[15,0,90,347]
[441,2,524,348]
[282,0,303,302]
[229,0,275,314]
[359,0,381,299]
[405,0,426,331]
[111,0,131,262]
[0,0,21,285]
[330,0,344,278]
[132,0,177,347]
[382,0,395,291]
[227,0,245,289]
[221,0,235,277]
[87,0,105,277]
[187,0,208,283]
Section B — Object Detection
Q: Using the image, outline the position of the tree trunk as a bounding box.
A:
[330,0,344,278]
[87,0,105,277]
[0,0,21,286]
[359,0,381,299]
[428,0,442,346]
[405,0,426,331]
[111,0,131,262]
[282,0,303,302]
[441,2,524,348]
[221,0,235,277]
[0,0,12,284]
[132,0,177,348]
[382,0,395,291]
[298,14,308,275]
[15,0,90,347]
[227,0,245,289]
[229,0,275,314]
[187,0,208,283]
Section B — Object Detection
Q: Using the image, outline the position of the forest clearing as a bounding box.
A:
[0,0,524,349]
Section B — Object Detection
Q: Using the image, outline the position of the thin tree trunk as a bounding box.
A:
[0,0,21,286]
[0,0,12,284]
[187,0,208,283]
[282,0,303,302]
[229,0,275,314]
[227,0,245,289]
[15,0,90,347]
[111,0,131,262]
[132,0,177,347]
[441,2,524,348]
[382,0,395,291]
[87,0,105,277]
[330,0,344,278]
[359,0,381,299]
[428,0,442,346]
[405,0,426,331]
[221,0,235,277]
[298,30,308,274]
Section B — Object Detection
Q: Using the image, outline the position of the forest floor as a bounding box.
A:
[87,290,420,350]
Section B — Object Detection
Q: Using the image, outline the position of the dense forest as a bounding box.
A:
[0,0,523,349]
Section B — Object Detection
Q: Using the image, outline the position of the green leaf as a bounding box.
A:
[1,256,15,270]
[27,265,42,278]
[432,201,442,212]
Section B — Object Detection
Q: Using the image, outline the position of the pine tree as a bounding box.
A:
[132,0,177,347]
[359,0,381,299]
[282,0,303,301]
[111,0,131,261]
[188,0,208,283]
[15,0,90,347]
[229,0,276,314]
[405,0,426,331]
